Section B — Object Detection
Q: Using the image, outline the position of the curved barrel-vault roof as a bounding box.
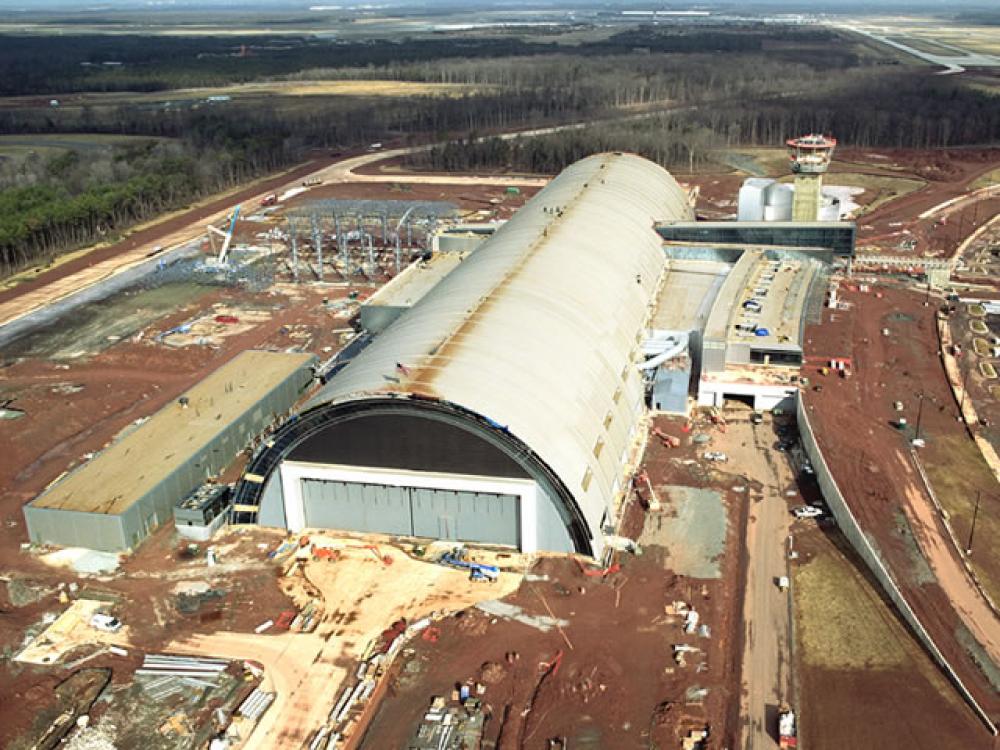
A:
[257,152,693,554]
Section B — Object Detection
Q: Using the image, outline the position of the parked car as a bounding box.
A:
[90,613,122,633]
[750,412,764,425]
[792,506,823,519]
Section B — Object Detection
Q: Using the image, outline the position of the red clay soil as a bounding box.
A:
[361,554,735,750]
[846,148,1000,257]
[0,277,360,747]
[360,428,748,750]
[802,283,1000,718]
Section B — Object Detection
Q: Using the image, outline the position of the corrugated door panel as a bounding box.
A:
[302,479,519,547]
[301,479,411,536]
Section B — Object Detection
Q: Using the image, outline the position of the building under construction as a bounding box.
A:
[234,153,694,556]
[227,150,850,556]
[24,350,316,552]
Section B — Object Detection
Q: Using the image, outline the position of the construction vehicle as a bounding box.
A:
[651,426,680,448]
[206,204,241,264]
[439,547,499,582]
[778,704,797,748]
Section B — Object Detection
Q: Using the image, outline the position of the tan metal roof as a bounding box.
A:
[32,350,315,515]
[305,153,693,548]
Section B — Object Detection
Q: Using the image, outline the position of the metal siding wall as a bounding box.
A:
[702,341,728,373]
[302,479,520,547]
[257,473,287,527]
[534,488,576,552]
[726,342,752,366]
[24,507,124,552]
[302,480,410,535]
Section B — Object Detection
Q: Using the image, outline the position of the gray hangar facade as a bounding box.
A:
[234,153,693,556]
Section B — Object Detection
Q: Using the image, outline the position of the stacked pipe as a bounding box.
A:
[238,688,276,721]
[137,654,230,679]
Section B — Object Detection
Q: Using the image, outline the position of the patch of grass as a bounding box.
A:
[974,337,991,357]
[968,303,986,317]
[970,168,1000,191]
[794,542,909,670]
[981,362,997,379]
[922,432,1000,605]
[711,147,789,177]
[0,134,166,160]
[970,320,989,335]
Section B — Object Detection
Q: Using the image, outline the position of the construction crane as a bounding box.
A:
[206,204,241,264]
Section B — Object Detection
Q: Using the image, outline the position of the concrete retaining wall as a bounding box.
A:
[0,241,202,349]
[797,395,997,734]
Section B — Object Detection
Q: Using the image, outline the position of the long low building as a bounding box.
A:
[25,350,316,552]
[234,153,695,556]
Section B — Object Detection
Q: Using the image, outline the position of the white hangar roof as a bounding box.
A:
[302,152,693,552]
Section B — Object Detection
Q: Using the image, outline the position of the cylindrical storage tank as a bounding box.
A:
[738,178,773,221]
[765,182,794,207]
[763,203,792,221]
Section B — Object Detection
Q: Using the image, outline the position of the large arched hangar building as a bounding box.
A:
[237,153,694,557]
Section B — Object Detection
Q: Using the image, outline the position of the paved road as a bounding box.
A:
[718,415,794,750]
[833,23,1000,75]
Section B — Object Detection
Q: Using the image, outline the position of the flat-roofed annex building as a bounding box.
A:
[25,350,316,552]
[234,153,695,557]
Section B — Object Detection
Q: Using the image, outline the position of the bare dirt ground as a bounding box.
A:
[0,271,362,747]
[843,147,1000,257]
[361,414,746,749]
[802,282,1000,719]
[167,540,523,750]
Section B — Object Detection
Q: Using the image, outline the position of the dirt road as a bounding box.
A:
[715,415,794,750]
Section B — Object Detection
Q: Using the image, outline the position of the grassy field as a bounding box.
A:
[712,147,789,178]
[970,168,1000,191]
[916,28,1000,57]
[922,432,1000,606]
[886,36,958,55]
[793,530,981,749]
[0,80,481,111]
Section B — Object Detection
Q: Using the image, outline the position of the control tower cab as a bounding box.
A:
[787,134,836,221]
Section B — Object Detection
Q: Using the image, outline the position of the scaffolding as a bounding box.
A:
[284,200,457,281]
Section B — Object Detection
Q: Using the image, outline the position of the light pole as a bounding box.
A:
[966,491,981,555]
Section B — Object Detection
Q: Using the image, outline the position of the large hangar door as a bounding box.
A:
[410,487,519,547]
[301,480,411,536]
[299,478,520,547]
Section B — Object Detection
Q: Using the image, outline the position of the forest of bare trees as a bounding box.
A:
[0,23,997,276]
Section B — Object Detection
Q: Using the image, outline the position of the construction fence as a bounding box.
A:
[796,395,997,735]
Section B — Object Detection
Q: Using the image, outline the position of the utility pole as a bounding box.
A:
[966,491,981,555]
[959,363,971,420]
[914,391,926,442]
